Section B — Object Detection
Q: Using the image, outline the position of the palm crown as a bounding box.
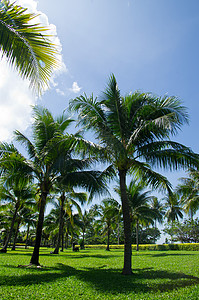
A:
[71,74,196,186]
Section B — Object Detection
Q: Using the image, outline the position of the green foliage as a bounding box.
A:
[0,0,61,94]
[177,168,199,217]
[84,243,199,251]
[0,248,199,299]
[164,218,199,243]
[131,227,161,244]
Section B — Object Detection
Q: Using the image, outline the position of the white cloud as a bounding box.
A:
[56,88,65,96]
[0,0,66,142]
[70,82,82,94]
[0,58,34,142]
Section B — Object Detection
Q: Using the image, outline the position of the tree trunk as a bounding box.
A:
[53,193,65,254]
[106,224,110,251]
[136,219,139,252]
[30,191,47,265]
[65,232,68,249]
[0,202,20,253]
[12,220,20,250]
[81,230,85,249]
[153,220,157,244]
[25,224,30,249]
[71,236,73,248]
[117,221,120,245]
[119,169,132,275]
[61,230,64,252]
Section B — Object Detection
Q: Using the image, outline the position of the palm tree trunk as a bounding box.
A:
[117,220,120,245]
[61,230,64,252]
[65,232,68,249]
[106,224,110,251]
[81,229,85,249]
[12,220,20,250]
[119,169,132,275]
[154,220,157,244]
[0,202,20,253]
[53,193,65,254]
[30,191,47,265]
[25,224,30,249]
[136,219,139,252]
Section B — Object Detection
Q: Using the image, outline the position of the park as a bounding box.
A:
[0,1,199,299]
[0,247,199,299]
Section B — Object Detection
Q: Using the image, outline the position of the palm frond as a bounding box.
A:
[0,1,61,94]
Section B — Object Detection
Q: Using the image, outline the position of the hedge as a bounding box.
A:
[84,243,199,251]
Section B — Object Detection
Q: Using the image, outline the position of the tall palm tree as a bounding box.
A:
[70,74,198,274]
[177,168,199,219]
[0,106,111,265]
[0,0,60,94]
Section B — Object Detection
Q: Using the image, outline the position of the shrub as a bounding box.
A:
[84,243,199,251]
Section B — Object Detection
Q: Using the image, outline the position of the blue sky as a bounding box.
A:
[1,0,199,239]
[38,0,199,183]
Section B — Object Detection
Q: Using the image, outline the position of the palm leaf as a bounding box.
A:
[0,1,61,94]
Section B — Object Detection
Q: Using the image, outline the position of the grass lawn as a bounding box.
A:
[0,247,199,299]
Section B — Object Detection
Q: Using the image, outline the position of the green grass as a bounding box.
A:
[0,247,199,299]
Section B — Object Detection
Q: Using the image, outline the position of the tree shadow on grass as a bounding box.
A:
[1,249,120,260]
[1,263,199,295]
[132,252,197,258]
[147,252,197,258]
[54,253,120,259]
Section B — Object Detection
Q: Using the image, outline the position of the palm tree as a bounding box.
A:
[75,210,93,249]
[0,165,34,252]
[164,192,183,225]
[96,198,121,251]
[0,0,60,94]
[149,197,165,243]
[177,168,199,219]
[0,106,111,265]
[22,207,38,249]
[126,180,158,251]
[70,74,198,274]
[53,189,87,254]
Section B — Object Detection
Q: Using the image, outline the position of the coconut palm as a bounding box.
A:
[149,197,165,243]
[95,198,121,251]
[0,0,60,94]
[74,210,93,249]
[0,106,112,265]
[53,189,87,254]
[126,180,158,251]
[70,74,198,274]
[22,207,38,249]
[0,178,35,252]
[177,168,199,219]
[164,192,183,224]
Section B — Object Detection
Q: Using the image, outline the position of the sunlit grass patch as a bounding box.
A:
[0,248,198,299]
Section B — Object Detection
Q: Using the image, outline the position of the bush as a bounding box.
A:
[84,243,199,251]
